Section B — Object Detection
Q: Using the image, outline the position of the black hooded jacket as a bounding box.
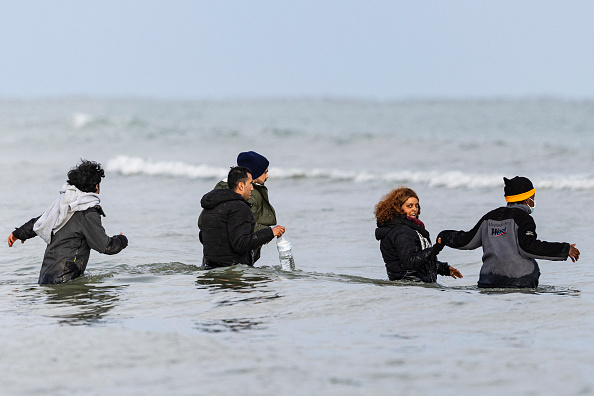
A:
[375,215,450,282]
[198,188,274,268]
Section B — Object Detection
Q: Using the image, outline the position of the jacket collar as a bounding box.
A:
[506,202,531,214]
[377,215,430,239]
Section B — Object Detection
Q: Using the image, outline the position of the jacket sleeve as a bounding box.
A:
[197,211,203,230]
[227,205,274,254]
[436,260,450,276]
[516,214,569,260]
[253,222,268,232]
[12,216,41,241]
[438,215,485,250]
[81,210,128,255]
[391,228,436,271]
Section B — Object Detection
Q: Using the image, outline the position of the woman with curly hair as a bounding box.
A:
[375,186,462,282]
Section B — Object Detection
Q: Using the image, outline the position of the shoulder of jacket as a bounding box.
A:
[214,180,228,190]
[502,206,533,221]
[226,198,252,210]
[514,210,535,227]
[388,223,415,237]
[249,187,264,200]
[253,184,267,192]
[82,205,106,217]
[483,206,534,228]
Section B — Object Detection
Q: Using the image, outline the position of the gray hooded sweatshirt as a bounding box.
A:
[438,204,569,288]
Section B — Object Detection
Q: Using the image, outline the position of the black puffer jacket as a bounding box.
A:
[375,215,450,282]
[198,188,274,268]
[12,206,128,284]
[212,180,277,263]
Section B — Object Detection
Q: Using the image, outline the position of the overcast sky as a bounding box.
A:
[1,0,592,100]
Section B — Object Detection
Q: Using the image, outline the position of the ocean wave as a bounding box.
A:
[72,113,146,129]
[106,156,228,179]
[72,113,94,129]
[106,156,594,190]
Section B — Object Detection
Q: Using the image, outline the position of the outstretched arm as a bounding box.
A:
[8,216,41,246]
[82,210,128,255]
[438,215,485,251]
[516,215,571,261]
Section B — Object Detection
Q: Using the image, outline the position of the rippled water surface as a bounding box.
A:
[1,98,593,395]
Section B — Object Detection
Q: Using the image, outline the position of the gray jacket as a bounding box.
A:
[12,206,128,284]
[439,204,569,288]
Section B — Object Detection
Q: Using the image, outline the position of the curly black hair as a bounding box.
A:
[67,159,105,193]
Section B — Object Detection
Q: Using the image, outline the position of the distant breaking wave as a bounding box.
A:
[106,156,228,179]
[106,156,594,190]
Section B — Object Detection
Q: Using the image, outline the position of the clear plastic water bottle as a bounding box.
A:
[276,234,295,270]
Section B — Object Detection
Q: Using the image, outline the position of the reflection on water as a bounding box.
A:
[196,266,276,290]
[125,262,201,276]
[194,266,280,333]
[194,318,266,333]
[446,284,581,296]
[41,280,127,326]
[282,270,430,287]
[478,285,581,296]
[196,266,282,307]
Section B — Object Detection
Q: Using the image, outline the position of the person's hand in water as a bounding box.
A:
[449,266,463,279]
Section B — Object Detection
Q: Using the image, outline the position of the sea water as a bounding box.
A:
[0,97,593,395]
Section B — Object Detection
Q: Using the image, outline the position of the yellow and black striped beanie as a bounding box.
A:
[504,176,535,202]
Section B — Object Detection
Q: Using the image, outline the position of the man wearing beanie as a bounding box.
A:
[437,176,580,288]
[199,166,285,269]
[210,151,277,263]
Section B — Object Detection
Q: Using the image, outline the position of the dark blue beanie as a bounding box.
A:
[237,151,269,179]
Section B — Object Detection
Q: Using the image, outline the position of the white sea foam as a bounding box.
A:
[72,113,94,129]
[106,155,228,179]
[106,156,594,190]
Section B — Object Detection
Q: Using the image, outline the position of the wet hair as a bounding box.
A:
[227,166,252,191]
[374,186,420,223]
[67,159,105,193]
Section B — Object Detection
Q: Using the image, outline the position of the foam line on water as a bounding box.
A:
[106,156,594,190]
[106,155,228,179]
